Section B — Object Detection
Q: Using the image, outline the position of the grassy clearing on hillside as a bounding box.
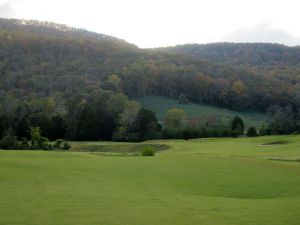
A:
[1,135,300,225]
[133,95,266,127]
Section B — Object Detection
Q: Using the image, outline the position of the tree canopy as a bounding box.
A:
[164,108,187,129]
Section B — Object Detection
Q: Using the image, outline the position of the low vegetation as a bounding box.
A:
[141,147,155,156]
[0,127,70,150]
[70,142,168,156]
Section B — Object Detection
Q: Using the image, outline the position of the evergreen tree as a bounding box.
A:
[133,109,161,134]
[231,116,244,134]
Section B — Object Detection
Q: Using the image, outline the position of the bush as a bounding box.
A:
[142,147,155,156]
[37,136,49,148]
[43,143,55,151]
[259,125,271,136]
[126,132,143,142]
[62,142,71,150]
[20,137,29,149]
[112,127,128,142]
[54,139,64,149]
[231,129,240,138]
[246,127,258,137]
[0,133,70,151]
[142,131,163,141]
[162,128,181,139]
[0,134,18,149]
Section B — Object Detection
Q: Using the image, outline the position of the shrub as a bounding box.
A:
[54,139,64,149]
[259,125,271,136]
[246,127,258,137]
[112,127,128,142]
[0,134,18,149]
[62,142,71,150]
[182,128,193,140]
[37,137,49,148]
[142,147,155,156]
[127,132,143,142]
[142,131,163,141]
[43,143,55,151]
[162,128,181,139]
[19,137,29,149]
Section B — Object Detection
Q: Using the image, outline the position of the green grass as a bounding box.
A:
[133,95,267,127]
[1,135,300,225]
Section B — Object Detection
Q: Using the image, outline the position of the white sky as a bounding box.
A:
[1,0,300,48]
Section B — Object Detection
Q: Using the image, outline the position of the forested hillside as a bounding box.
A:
[1,18,298,111]
[157,43,300,66]
[0,18,299,141]
[157,43,300,85]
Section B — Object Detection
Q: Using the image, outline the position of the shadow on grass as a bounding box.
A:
[260,140,290,146]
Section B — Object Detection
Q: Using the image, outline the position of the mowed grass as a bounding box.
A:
[1,136,300,225]
[133,95,267,127]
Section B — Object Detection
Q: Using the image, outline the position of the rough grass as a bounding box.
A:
[133,95,266,127]
[1,135,300,225]
[70,142,169,156]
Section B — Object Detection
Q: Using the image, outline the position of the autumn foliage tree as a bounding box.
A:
[164,108,187,129]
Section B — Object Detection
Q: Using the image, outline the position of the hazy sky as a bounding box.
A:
[1,0,300,48]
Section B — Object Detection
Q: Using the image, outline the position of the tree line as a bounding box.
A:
[1,82,299,146]
[0,18,299,146]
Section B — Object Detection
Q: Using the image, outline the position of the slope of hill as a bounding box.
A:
[156,42,300,66]
[0,18,133,45]
[0,18,297,113]
[133,95,266,127]
[156,42,300,83]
